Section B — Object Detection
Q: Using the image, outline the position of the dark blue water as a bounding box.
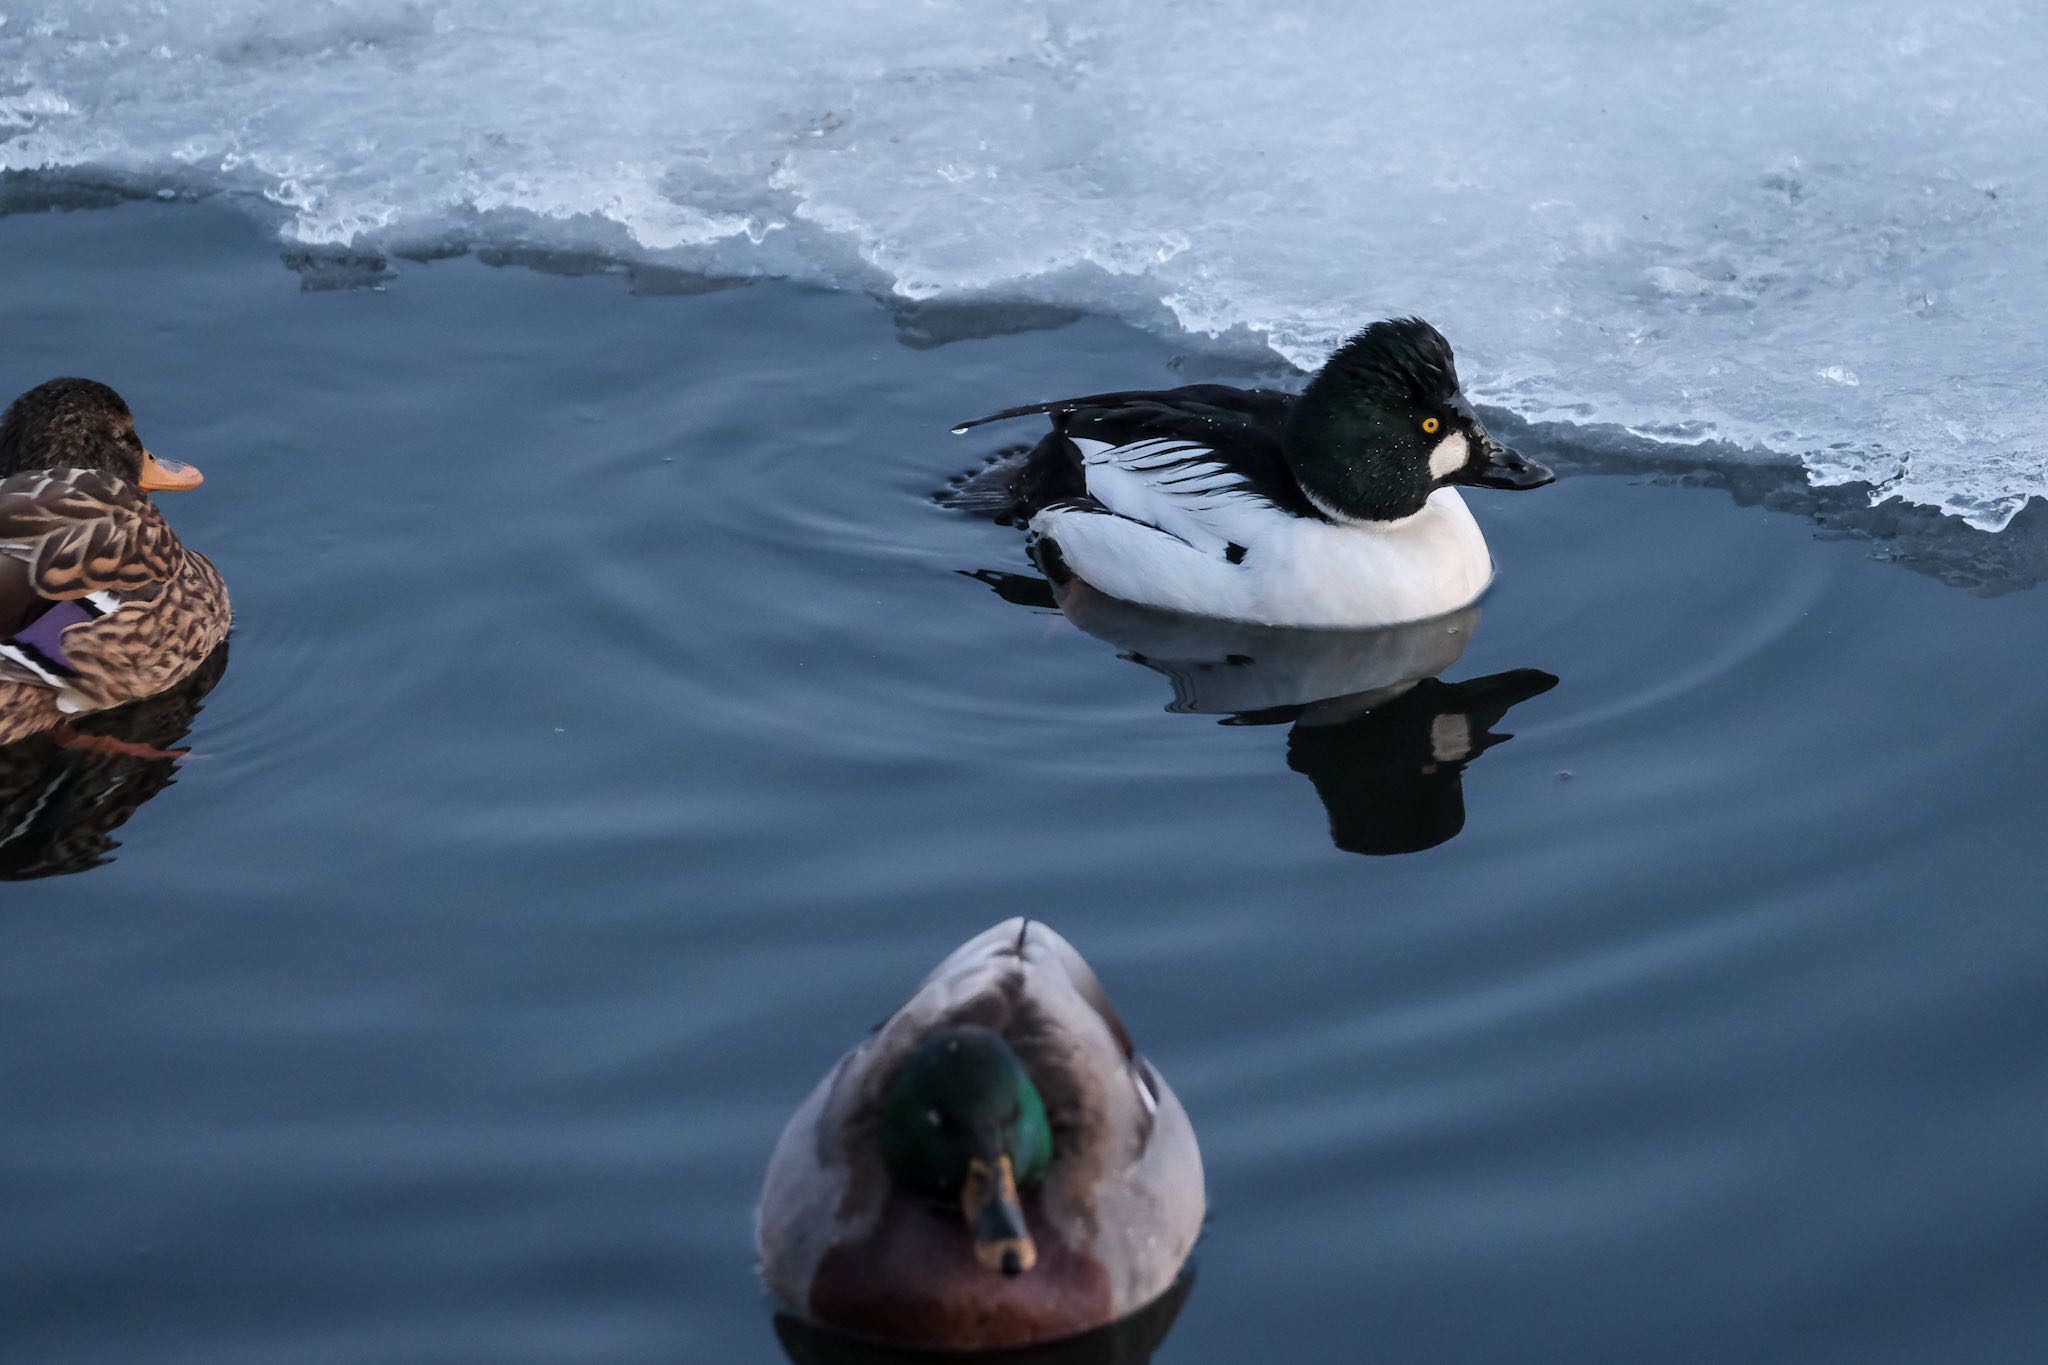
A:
[2,200,2045,1364]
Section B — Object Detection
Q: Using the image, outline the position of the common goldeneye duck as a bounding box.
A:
[946,317,1553,628]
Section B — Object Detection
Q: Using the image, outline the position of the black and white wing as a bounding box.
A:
[952,385,1345,621]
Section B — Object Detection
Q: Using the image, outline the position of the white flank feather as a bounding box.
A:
[1035,434,1495,627]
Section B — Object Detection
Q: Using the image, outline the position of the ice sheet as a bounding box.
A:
[5,1,2044,526]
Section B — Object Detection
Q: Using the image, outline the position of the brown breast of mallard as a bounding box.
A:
[807,1185,1113,1351]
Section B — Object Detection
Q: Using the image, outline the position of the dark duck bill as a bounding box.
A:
[1448,430,1552,491]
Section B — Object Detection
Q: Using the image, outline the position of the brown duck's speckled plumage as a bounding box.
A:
[0,467,230,745]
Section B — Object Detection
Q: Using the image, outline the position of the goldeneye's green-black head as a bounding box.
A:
[0,378,205,491]
[876,1024,1054,1278]
[1281,318,1551,523]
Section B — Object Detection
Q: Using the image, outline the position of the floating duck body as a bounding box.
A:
[0,379,228,746]
[758,919,1203,1351]
[949,318,1552,628]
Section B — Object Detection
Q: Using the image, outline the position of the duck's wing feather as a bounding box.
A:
[1001,386,1316,515]
[947,385,1319,533]
[0,470,182,601]
[0,471,210,704]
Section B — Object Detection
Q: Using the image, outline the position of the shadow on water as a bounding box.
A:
[772,1272,1192,1365]
[962,574,1557,856]
[0,640,230,881]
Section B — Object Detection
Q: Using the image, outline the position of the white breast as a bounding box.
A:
[1245,488,1495,626]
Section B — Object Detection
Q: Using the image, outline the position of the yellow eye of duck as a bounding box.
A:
[1421,416,1441,434]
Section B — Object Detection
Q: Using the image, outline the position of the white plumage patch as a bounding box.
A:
[1427,431,1471,481]
[0,642,66,689]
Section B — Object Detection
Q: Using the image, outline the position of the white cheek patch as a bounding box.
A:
[1427,430,1471,481]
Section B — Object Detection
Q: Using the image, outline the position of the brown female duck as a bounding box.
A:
[0,379,229,746]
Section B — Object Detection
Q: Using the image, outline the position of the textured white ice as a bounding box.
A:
[5,1,2045,527]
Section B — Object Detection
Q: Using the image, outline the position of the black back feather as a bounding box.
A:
[945,383,1321,523]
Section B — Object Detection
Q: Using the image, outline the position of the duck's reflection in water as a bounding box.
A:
[773,1271,1192,1365]
[1264,667,1557,855]
[968,572,1555,856]
[0,640,229,880]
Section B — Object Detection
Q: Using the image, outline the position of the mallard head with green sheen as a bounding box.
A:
[0,378,205,491]
[876,1024,1054,1278]
[1281,318,1552,523]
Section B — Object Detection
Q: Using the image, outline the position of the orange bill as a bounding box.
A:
[140,451,204,491]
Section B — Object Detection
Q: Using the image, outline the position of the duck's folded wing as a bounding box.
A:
[0,472,186,696]
[1060,387,1314,517]
[0,471,181,600]
[1068,434,1293,555]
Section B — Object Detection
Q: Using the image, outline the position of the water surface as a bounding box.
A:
[2,201,2046,1363]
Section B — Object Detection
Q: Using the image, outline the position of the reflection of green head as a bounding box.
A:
[878,1025,1054,1276]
